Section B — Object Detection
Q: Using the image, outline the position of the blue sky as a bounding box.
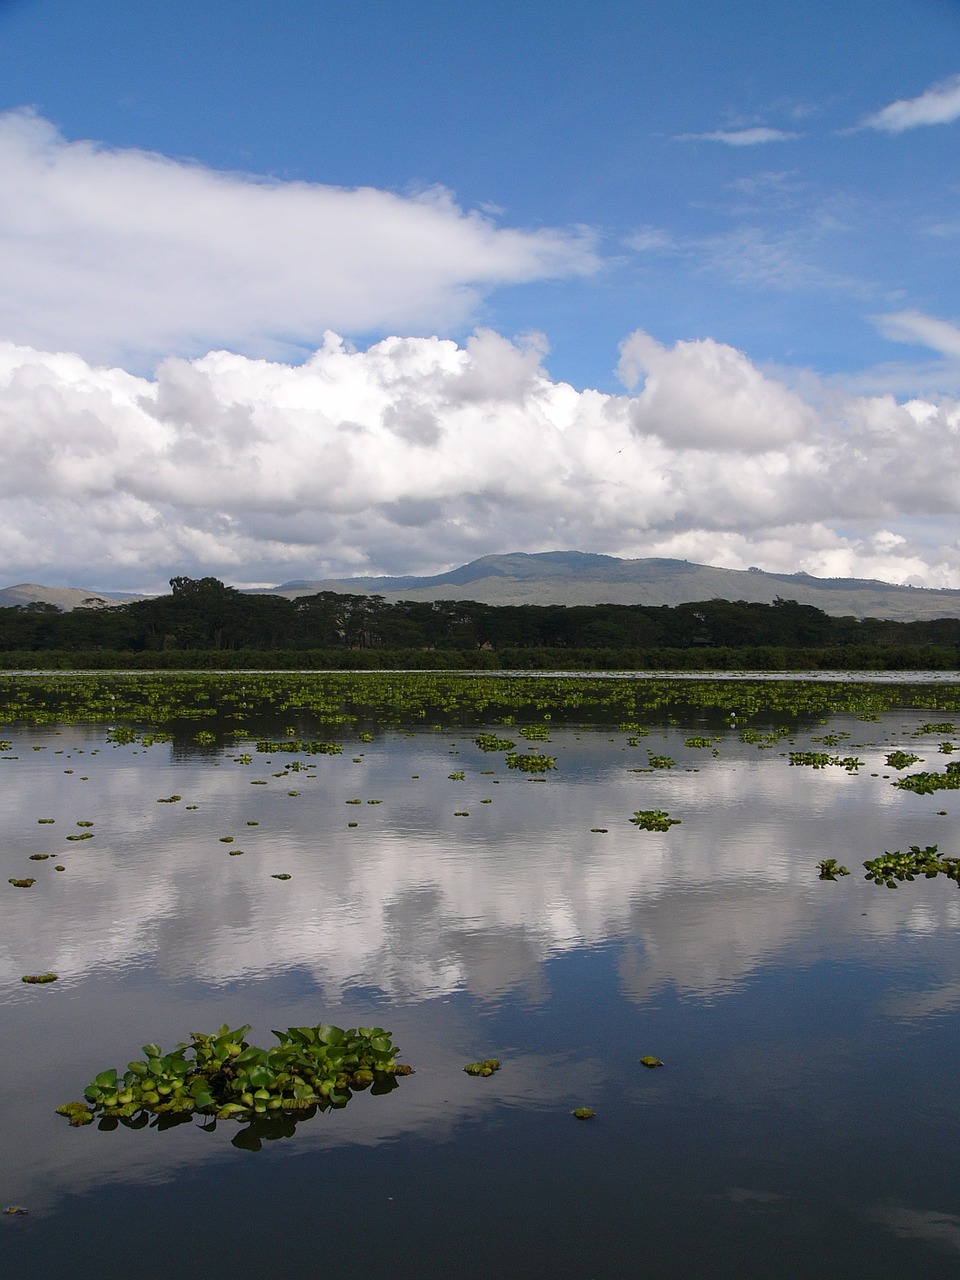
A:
[1,0,959,590]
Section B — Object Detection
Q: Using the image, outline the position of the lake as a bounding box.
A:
[2,672,960,1278]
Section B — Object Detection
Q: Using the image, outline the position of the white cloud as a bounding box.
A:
[0,109,599,366]
[1,328,960,591]
[676,128,800,146]
[874,309,960,359]
[862,74,960,133]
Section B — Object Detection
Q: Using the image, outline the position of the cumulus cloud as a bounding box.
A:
[0,109,598,365]
[1,328,959,591]
[676,128,801,146]
[861,73,960,133]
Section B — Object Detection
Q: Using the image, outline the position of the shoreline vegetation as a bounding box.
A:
[0,575,958,672]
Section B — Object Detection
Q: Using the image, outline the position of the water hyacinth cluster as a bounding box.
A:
[894,761,960,794]
[789,752,863,772]
[57,1022,412,1128]
[474,734,516,752]
[464,1059,501,1077]
[863,844,960,887]
[630,810,680,831]
[505,752,556,772]
[255,740,343,754]
[817,858,851,880]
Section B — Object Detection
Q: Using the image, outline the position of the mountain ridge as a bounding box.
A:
[4,552,960,621]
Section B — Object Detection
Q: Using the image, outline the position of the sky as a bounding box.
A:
[1,0,960,592]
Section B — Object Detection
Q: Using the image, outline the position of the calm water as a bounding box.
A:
[3,697,960,1278]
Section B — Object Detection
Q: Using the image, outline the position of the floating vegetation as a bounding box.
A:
[8,878,35,887]
[789,752,863,772]
[346,798,361,805]
[271,873,291,880]
[894,762,960,794]
[4,1205,28,1214]
[29,853,50,861]
[228,850,244,856]
[914,722,956,736]
[886,751,921,770]
[630,810,680,831]
[572,1107,595,1119]
[505,752,555,772]
[454,811,469,817]
[218,836,234,843]
[65,832,93,841]
[518,725,551,741]
[194,731,216,746]
[817,859,850,880]
[464,1059,500,1077]
[448,771,465,781]
[157,795,181,803]
[256,740,342,755]
[939,742,955,753]
[647,754,676,769]
[639,1056,664,1069]
[863,844,959,887]
[21,973,58,984]
[57,1022,412,1139]
[37,818,54,824]
[684,737,715,749]
[474,735,516,752]
[591,827,608,833]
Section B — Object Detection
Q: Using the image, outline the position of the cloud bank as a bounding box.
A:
[0,109,598,366]
[1,328,959,591]
[677,128,800,146]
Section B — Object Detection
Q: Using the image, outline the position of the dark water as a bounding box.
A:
[2,705,960,1278]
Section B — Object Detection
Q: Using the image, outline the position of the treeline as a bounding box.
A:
[1,575,959,662]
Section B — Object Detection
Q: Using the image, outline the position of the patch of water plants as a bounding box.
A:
[885,751,922,770]
[255,740,342,754]
[630,810,680,831]
[505,752,556,772]
[894,761,960,794]
[58,1022,413,1142]
[789,752,862,772]
[474,734,516,751]
[862,844,960,887]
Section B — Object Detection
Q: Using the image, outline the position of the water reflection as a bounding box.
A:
[2,708,960,1277]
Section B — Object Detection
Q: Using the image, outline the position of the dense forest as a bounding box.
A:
[0,576,958,669]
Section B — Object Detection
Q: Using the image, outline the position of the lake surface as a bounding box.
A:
[2,677,960,1278]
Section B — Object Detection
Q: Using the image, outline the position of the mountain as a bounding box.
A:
[0,583,127,611]
[250,551,960,622]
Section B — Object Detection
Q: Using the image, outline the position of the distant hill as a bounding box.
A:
[0,584,128,612]
[250,551,960,622]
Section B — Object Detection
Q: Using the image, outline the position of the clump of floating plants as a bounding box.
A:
[255,740,342,754]
[647,754,676,769]
[684,737,716,749]
[474,734,516,751]
[57,1022,413,1131]
[505,752,555,772]
[464,1059,501,1077]
[8,877,35,888]
[630,810,680,831]
[518,725,551,741]
[894,761,960,794]
[863,844,960,887]
[886,751,922,770]
[639,1056,664,1068]
[572,1107,595,1120]
[789,752,862,772]
[21,973,58,984]
[817,859,850,880]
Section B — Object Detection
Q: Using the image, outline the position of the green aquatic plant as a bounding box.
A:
[505,752,555,772]
[639,1056,664,1068]
[647,754,676,769]
[21,973,58,984]
[255,740,342,755]
[914,722,956,736]
[863,844,955,887]
[8,878,35,887]
[59,1022,412,1133]
[789,752,862,772]
[464,1059,500,1077]
[630,810,680,831]
[29,853,50,861]
[817,859,850,880]
[518,725,551,740]
[271,873,291,880]
[194,731,216,746]
[684,736,715,749]
[65,832,93,841]
[885,751,921,770]
[157,795,181,803]
[37,818,54,824]
[939,742,955,753]
[448,771,465,780]
[894,761,960,794]
[572,1107,595,1119]
[474,734,516,752]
